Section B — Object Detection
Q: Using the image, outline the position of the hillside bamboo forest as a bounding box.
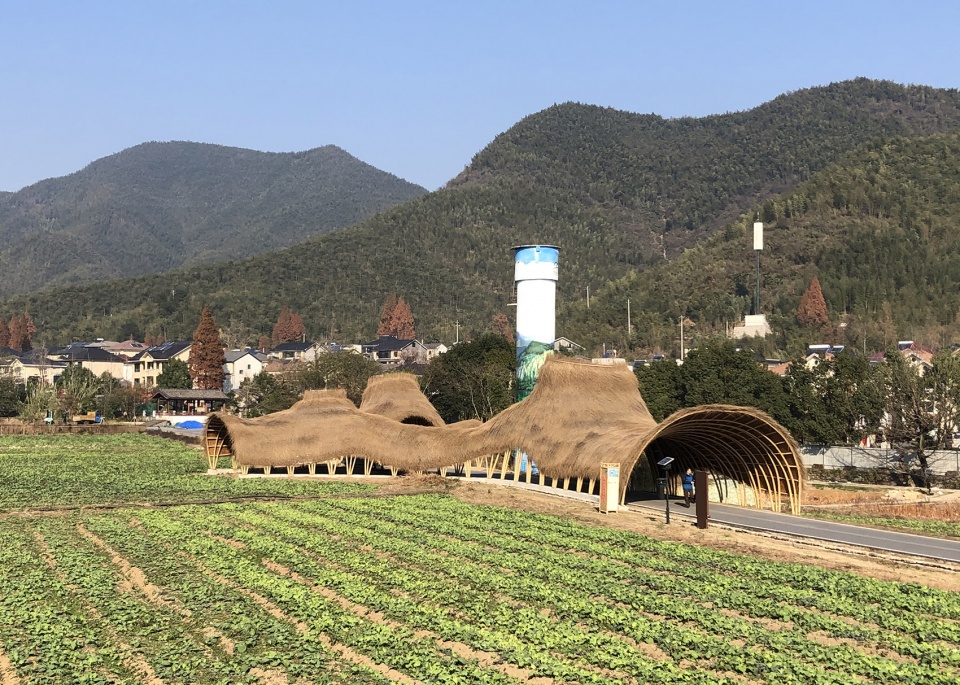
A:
[5,78,960,358]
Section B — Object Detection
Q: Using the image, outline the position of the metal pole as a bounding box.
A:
[755,250,760,315]
[680,317,684,361]
[664,475,671,524]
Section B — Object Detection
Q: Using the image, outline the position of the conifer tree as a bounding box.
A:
[492,313,515,343]
[797,276,829,329]
[188,306,225,390]
[8,316,24,352]
[391,297,416,340]
[377,293,399,336]
[0,317,9,349]
[272,305,306,345]
[21,311,36,350]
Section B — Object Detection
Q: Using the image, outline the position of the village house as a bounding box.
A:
[0,350,66,386]
[223,348,268,392]
[48,342,129,382]
[128,341,191,387]
[267,341,324,363]
[361,336,430,366]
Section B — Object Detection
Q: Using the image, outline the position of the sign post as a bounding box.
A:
[599,463,620,513]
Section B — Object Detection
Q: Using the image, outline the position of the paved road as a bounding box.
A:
[629,497,960,564]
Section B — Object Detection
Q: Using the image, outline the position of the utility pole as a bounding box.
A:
[455,320,460,344]
[753,219,763,316]
[586,286,590,309]
[627,299,632,336]
[680,316,685,361]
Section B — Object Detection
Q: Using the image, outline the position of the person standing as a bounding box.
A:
[682,468,695,507]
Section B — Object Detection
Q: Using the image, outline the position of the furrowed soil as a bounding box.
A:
[405,477,960,593]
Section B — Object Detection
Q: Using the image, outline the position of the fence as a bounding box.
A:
[0,423,145,436]
[800,445,960,476]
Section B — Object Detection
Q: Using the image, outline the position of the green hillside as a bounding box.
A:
[5,79,960,351]
[0,142,427,298]
[563,131,960,358]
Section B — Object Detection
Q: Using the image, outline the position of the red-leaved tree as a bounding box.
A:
[188,306,226,390]
[8,315,27,352]
[272,305,306,346]
[492,313,515,343]
[797,276,829,329]
[377,293,415,339]
[377,293,399,336]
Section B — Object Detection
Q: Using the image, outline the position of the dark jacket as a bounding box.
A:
[682,473,694,491]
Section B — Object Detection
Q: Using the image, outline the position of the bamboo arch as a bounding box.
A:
[205,360,804,513]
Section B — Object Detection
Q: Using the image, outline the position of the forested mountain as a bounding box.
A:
[5,79,960,353]
[562,131,960,358]
[0,142,427,297]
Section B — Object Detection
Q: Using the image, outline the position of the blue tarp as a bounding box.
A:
[176,420,204,429]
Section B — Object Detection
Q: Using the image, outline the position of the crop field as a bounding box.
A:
[2,493,959,684]
[0,435,373,511]
[2,435,960,684]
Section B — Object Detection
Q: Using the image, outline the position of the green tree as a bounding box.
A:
[55,366,99,415]
[680,339,791,425]
[882,349,960,487]
[635,360,684,422]
[420,334,514,423]
[156,358,193,389]
[188,306,225,390]
[0,376,23,416]
[233,372,299,417]
[0,317,9,348]
[298,352,381,406]
[19,384,57,422]
[634,338,791,426]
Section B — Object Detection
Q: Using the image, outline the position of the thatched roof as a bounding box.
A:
[359,373,444,426]
[206,356,804,511]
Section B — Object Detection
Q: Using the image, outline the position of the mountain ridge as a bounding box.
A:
[0,141,427,297]
[5,79,960,355]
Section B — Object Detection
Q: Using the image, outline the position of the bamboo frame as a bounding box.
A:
[207,359,804,513]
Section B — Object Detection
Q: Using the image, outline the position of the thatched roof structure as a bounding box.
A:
[206,357,804,512]
[359,373,444,426]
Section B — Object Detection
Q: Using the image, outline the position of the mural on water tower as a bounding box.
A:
[513,245,559,401]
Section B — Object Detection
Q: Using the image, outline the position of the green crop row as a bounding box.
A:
[0,434,373,511]
[1,491,958,684]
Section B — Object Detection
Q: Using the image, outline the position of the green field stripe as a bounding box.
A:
[290,497,958,684]
[336,494,960,649]
[0,434,373,511]
[80,512,392,685]
[137,507,521,685]
[423,495,960,620]
[196,503,683,685]
[0,520,134,684]
[26,515,228,684]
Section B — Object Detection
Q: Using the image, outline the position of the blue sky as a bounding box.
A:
[2,1,959,193]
